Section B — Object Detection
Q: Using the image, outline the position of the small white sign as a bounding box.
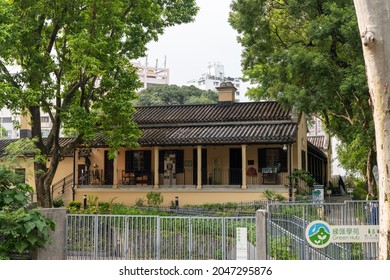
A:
[312,185,324,203]
[236,227,247,260]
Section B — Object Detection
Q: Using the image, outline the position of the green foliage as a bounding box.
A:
[269,237,299,260]
[0,125,6,139]
[137,85,218,106]
[52,199,64,208]
[97,202,110,214]
[68,200,81,210]
[0,166,54,259]
[0,181,33,211]
[2,138,42,169]
[345,176,367,200]
[337,133,374,176]
[230,0,375,182]
[67,203,170,216]
[0,209,55,258]
[263,190,286,202]
[0,0,198,207]
[87,195,99,207]
[289,169,316,192]
[135,198,145,207]
[146,192,164,207]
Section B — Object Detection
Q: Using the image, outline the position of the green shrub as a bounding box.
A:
[87,195,99,207]
[146,192,164,207]
[98,201,111,213]
[52,198,64,208]
[0,168,54,259]
[135,198,145,207]
[69,201,81,210]
[262,190,286,202]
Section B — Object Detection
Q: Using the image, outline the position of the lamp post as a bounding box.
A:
[175,196,179,209]
[326,189,332,202]
[283,144,293,202]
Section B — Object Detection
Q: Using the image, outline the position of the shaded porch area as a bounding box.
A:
[76,144,294,191]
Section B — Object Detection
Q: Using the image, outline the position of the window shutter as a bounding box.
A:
[258,149,266,171]
[176,150,184,173]
[159,151,164,174]
[125,151,133,171]
[144,150,151,172]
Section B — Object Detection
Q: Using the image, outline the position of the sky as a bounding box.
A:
[144,0,243,86]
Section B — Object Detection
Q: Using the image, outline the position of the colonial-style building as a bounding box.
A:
[0,82,329,206]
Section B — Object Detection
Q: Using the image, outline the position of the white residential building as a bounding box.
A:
[0,108,19,139]
[0,108,54,139]
[186,62,247,101]
[133,59,169,91]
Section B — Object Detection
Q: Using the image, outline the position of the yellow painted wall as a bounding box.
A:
[15,156,74,188]
[74,186,289,207]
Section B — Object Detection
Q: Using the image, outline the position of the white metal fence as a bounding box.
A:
[266,201,379,260]
[66,215,256,260]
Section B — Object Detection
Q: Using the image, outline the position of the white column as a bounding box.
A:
[241,144,247,189]
[197,145,202,189]
[153,147,159,189]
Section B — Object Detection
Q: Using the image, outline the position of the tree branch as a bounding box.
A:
[46,23,61,54]
[0,60,20,89]
[334,90,353,124]
[273,24,288,49]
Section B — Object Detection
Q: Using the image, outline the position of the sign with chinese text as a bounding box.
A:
[236,227,247,260]
[306,220,379,248]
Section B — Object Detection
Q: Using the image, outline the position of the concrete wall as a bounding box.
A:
[34,208,66,260]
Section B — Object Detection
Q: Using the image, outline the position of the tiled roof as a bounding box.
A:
[308,136,329,150]
[0,139,18,155]
[139,123,297,145]
[132,101,297,145]
[134,101,291,125]
[0,137,76,156]
[0,101,299,151]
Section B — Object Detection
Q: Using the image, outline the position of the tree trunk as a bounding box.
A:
[366,146,377,197]
[353,0,390,260]
[35,162,51,208]
[35,159,61,208]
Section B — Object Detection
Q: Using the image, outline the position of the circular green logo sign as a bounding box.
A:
[305,220,331,248]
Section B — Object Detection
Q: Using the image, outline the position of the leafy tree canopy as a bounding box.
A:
[229,0,375,190]
[0,0,198,207]
[136,85,218,106]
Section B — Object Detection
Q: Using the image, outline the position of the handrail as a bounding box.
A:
[52,173,73,200]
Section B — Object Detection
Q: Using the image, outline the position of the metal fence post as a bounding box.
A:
[189,217,192,260]
[94,215,98,259]
[222,218,226,260]
[124,216,129,259]
[156,216,161,260]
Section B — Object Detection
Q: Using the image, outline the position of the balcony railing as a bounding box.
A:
[78,170,104,185]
